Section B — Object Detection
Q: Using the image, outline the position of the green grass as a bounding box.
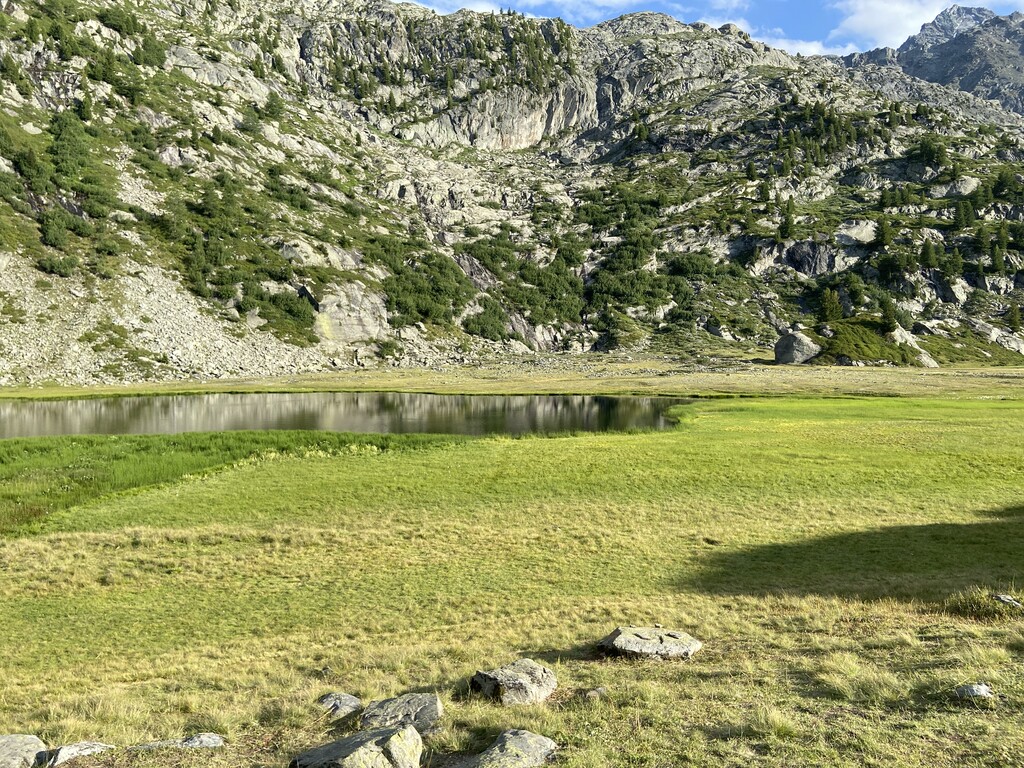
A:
[0,396,1022,767]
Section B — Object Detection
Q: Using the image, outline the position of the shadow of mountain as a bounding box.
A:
[688,505,1024,601]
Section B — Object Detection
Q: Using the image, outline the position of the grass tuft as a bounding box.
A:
[944,586,1024,622]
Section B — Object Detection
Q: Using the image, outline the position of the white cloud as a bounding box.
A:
[696,14,751,29]
[759,34,859,56]
[827,0,951,49]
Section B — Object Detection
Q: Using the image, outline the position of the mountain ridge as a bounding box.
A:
[0,0,1022,384]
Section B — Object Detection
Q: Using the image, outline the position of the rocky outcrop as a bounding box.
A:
[0,736,46,768]
[46,742,115,766]
[598,627,703,660]
[774,332,822,365]
[888,325,939,368]
[473,730,558,768]
[290,726,422,768]
[317,692,363,720]
[133,733,225,750]
[359,693,443,734]
[471,659,557,706]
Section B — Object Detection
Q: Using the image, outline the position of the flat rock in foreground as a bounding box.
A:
[133,733,225,750]
[359,693,443,734]
[471,659,557,706]
[599,627,703,660]
[47,742,116,766]
[474,730,557,767]
[0,736,46,768]
[290,726,422,768]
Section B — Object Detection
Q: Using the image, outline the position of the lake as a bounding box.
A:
[0,392,689,438]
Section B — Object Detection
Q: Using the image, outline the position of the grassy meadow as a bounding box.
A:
[0,369,1023,767]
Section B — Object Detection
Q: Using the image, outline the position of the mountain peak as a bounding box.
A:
[900,5,996,52]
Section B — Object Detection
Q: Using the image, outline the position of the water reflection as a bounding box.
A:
[0,392,688,438]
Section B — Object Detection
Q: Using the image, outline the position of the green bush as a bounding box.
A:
[462,296,509,341]
[35,254,78,277]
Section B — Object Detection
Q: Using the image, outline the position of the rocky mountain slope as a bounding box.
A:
[846,5,1024,114]
[0,0,1023,383]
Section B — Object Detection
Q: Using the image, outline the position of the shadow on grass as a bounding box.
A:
[688,505,1024,602]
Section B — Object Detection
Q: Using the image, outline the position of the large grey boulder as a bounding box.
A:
[133,733,225,750]
[47,742,116,766]
[0,736,46,768]
[473,730,557,768]
[359,693,443,735]
[290,726,422,768]
[317,692,363,720]
[774,331,821,364]
[599,627,703,660]
[471,659,557,706]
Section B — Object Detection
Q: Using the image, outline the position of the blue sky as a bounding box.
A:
[414,1,1024,55]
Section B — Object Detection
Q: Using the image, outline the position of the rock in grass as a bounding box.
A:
[47,742,116,766]
[359,693,443,734]
[471,659,557,706]
[599,626,702,660]
[473,730,557,768]
[133,733,225,750]
[0,736,46,768]
[992,594,1023,609]
[774,332,821,365]
[581,687,609,703]
[317,692,362,720]
[290,726,422,768]
[954,683,995,701]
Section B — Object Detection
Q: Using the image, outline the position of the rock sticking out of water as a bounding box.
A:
[474,729,558,767]
[0,735,46,768]
[47,742,116,766]
[316,692,363,720]
[471,659,557,706]
[290,726,422,768]
[599,626,703,660]
[359,693,444,734]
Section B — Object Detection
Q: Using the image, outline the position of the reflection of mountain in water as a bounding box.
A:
[0,393,689,438]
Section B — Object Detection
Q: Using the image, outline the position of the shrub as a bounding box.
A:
[36,254,78,277]
[462,296,509,341]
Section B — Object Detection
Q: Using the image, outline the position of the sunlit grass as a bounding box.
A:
[0,396,1021,766]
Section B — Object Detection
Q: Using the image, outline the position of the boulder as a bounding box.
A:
[954,683,994,701]
[992,594,1023,609]
[473,730,557,768]
[290,726,422,768]
[359,693,443,734]
[317,692,362,720]
[599,626,703,660]
[133,733,225,750]
[0,736,46,768]
[47,742,116,766]
[774,331,821,364]
[470,659,557,706]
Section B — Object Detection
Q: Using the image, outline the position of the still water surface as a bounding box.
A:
[0,392,688,438]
